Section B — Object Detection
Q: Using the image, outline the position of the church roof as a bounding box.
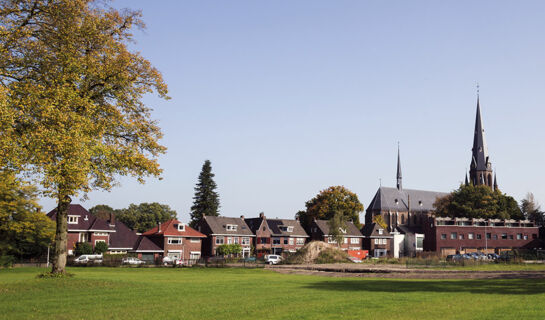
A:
[471,98,491,171]
[367,187,448,212]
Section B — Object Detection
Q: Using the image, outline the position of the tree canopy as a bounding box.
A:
[89,204,116,221]
[116,202,177,233]
[327,211,348,247]
[296,186,364,230]
[190,160,220,227]
[0,0,168,273]
[521,193,544,226]
[434,184,523,220]
[0,171,55,259]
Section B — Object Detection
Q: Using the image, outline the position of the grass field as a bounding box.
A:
[0,267,544,320]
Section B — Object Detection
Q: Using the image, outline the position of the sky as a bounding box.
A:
[39,1,545,222]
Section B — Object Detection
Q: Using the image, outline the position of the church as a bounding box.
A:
[365,97,499,255]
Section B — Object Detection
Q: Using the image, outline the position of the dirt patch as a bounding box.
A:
[268,264,545,279]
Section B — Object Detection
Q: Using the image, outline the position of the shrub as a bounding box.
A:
[216,244,242,256]
[74,242,93,256]
[94,241,108,254]
[0,255,15,267]
[37,272,74,279]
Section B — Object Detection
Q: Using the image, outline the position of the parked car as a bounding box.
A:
[265,255,282,265]
[74,254,103,264]
[446,254,462,262]
[162,256,178,265]
[487,253,500,260]
[122,257,146,265]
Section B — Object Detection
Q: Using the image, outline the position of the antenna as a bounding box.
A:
[476,82,480,96]
[379,178,382,187]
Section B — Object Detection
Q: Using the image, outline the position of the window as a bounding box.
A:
[296,238,305,245]
[242,237,250,245]
[289,238,294,245]
[378,229,383,235]
[516,233,522,240]
[459,234,464,240]
[258,237,268,244]
[476,234,482,240]
[441,234,447,240]
[509,235,514,240]
[532,234,538,239]
[493,234,498,240]
[468,233,474,240]
[190,238,200,243]
[283,238,289,245]
[523,235,528,240]
[68,216,79,224]
[94,239,106,245]
[177,224,185,231]
[226,224,238,231]
[450,232,457,240]
[501,233,507,240]
[94,232,108,236]
[486,233,491,239]
[79,233,88,242]
[279,226,294,232]
[374,239,379,245]
[234,237,240,244]
[273,237,281,245]
[227,237,233,244]
[328,237,337,244]
[350,238,359,244]
[215,237,224,245]
[416,237,423,249]
[262,227,266,231]
[168,237,182,244]
[343,238,348,244]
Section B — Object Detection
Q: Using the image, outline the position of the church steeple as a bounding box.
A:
[469,96,494,188]
[493,172,498,191]
[396,144,402,190]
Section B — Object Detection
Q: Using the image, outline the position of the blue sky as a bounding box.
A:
[40,1,545,221]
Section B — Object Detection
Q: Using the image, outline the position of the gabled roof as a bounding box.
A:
[201,216,254,236]
[134,236,163,252]
[47,204,114,232]
[244,217,266,234]
[367,187,448,212]
[108,219,139,249]
[313,220,363,237]
[266,219,309,237]
[143,219,206,238]
[361,223,392,238]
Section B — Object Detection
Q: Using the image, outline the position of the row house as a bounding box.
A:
[423,217,542,256]
[47,204,114,255]
[245,213,309,257]
[196,216,255,257]
[308,219,364,250]
[361,223,393,258]
[143,219,206,261]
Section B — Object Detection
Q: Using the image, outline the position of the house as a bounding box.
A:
[308,219,364,250]
[362,223,393,258]
[47,204,115,255]
[196,216,255,257]
[423,217,541,256]
[105,213,139,255]
[142,219,206,261]
[245,213,309,257]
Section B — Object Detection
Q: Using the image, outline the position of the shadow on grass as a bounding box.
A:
[304,278,545,295]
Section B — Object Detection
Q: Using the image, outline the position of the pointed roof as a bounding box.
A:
[143,219,206,238]
[367,187,448,212]
[471,97,490,171]
[396,145,402,190]
[493,172,498,190]
[465,172,469,186]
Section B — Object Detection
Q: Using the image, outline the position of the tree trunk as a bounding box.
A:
[51,195,71,274]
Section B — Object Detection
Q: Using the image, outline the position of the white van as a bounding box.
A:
[74,254,103,264]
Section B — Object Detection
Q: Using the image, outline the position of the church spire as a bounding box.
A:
[396,143,402,190]
[493,172,498,191]
[469,95,493,187]
[465,172,469,186]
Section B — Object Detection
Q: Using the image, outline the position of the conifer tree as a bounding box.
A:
[190,160,220,227]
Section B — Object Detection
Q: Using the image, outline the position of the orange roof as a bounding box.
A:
[143,219,206,238]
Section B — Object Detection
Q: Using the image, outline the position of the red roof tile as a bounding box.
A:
[143,219,206,238]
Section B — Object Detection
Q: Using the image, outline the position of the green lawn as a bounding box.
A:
[0,267,544,320]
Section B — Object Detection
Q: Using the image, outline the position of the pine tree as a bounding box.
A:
[190,160,220,227]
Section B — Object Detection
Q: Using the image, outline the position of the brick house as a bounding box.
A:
[423,217,542,256]
[196,216,255,257]
[308,219,364,250]
[47,204,114,255]
[362,223,393,257]
[142,219,206,262]
[245,213,309,257]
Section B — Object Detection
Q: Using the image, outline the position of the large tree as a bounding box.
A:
[89,204,117,221]
[0,0,168,274]
[116,202,177,233]
[0,171,55,259]
[296,186,364,230]
[190,160,220,227]
[434,184,523,220]
[521,193,544,226]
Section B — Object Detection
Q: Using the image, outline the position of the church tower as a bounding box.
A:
[469,97,494,188]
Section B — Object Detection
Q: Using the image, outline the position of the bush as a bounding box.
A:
[37,271,74,279]
[94,241,108,254]
[74,242,93,256]
[0,255,15,267]
[216,244,242,256]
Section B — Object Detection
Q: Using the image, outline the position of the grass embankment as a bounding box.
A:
[0,267,544,320]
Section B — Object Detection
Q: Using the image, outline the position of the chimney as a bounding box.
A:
[158,222,161,233]
[259,212,265,219]
[109,212,115,227]
[240,215,245,220]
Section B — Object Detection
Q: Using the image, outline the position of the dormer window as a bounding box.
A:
[378,229,383,235]
[394,199,399,204]
[419,201,423,206]
[68,216,78,224]
[226,224,237,231]
[339,228,347,234]
[177,223,185,231]
[279,226,294,232]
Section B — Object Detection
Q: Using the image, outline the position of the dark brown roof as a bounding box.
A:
[313,220,363,237]
[201,216,254,236]
[47,204,114,232]
[108,219,139,250]
[134,236,163,252]
[361,223,392,238]
[266,219,308,237]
